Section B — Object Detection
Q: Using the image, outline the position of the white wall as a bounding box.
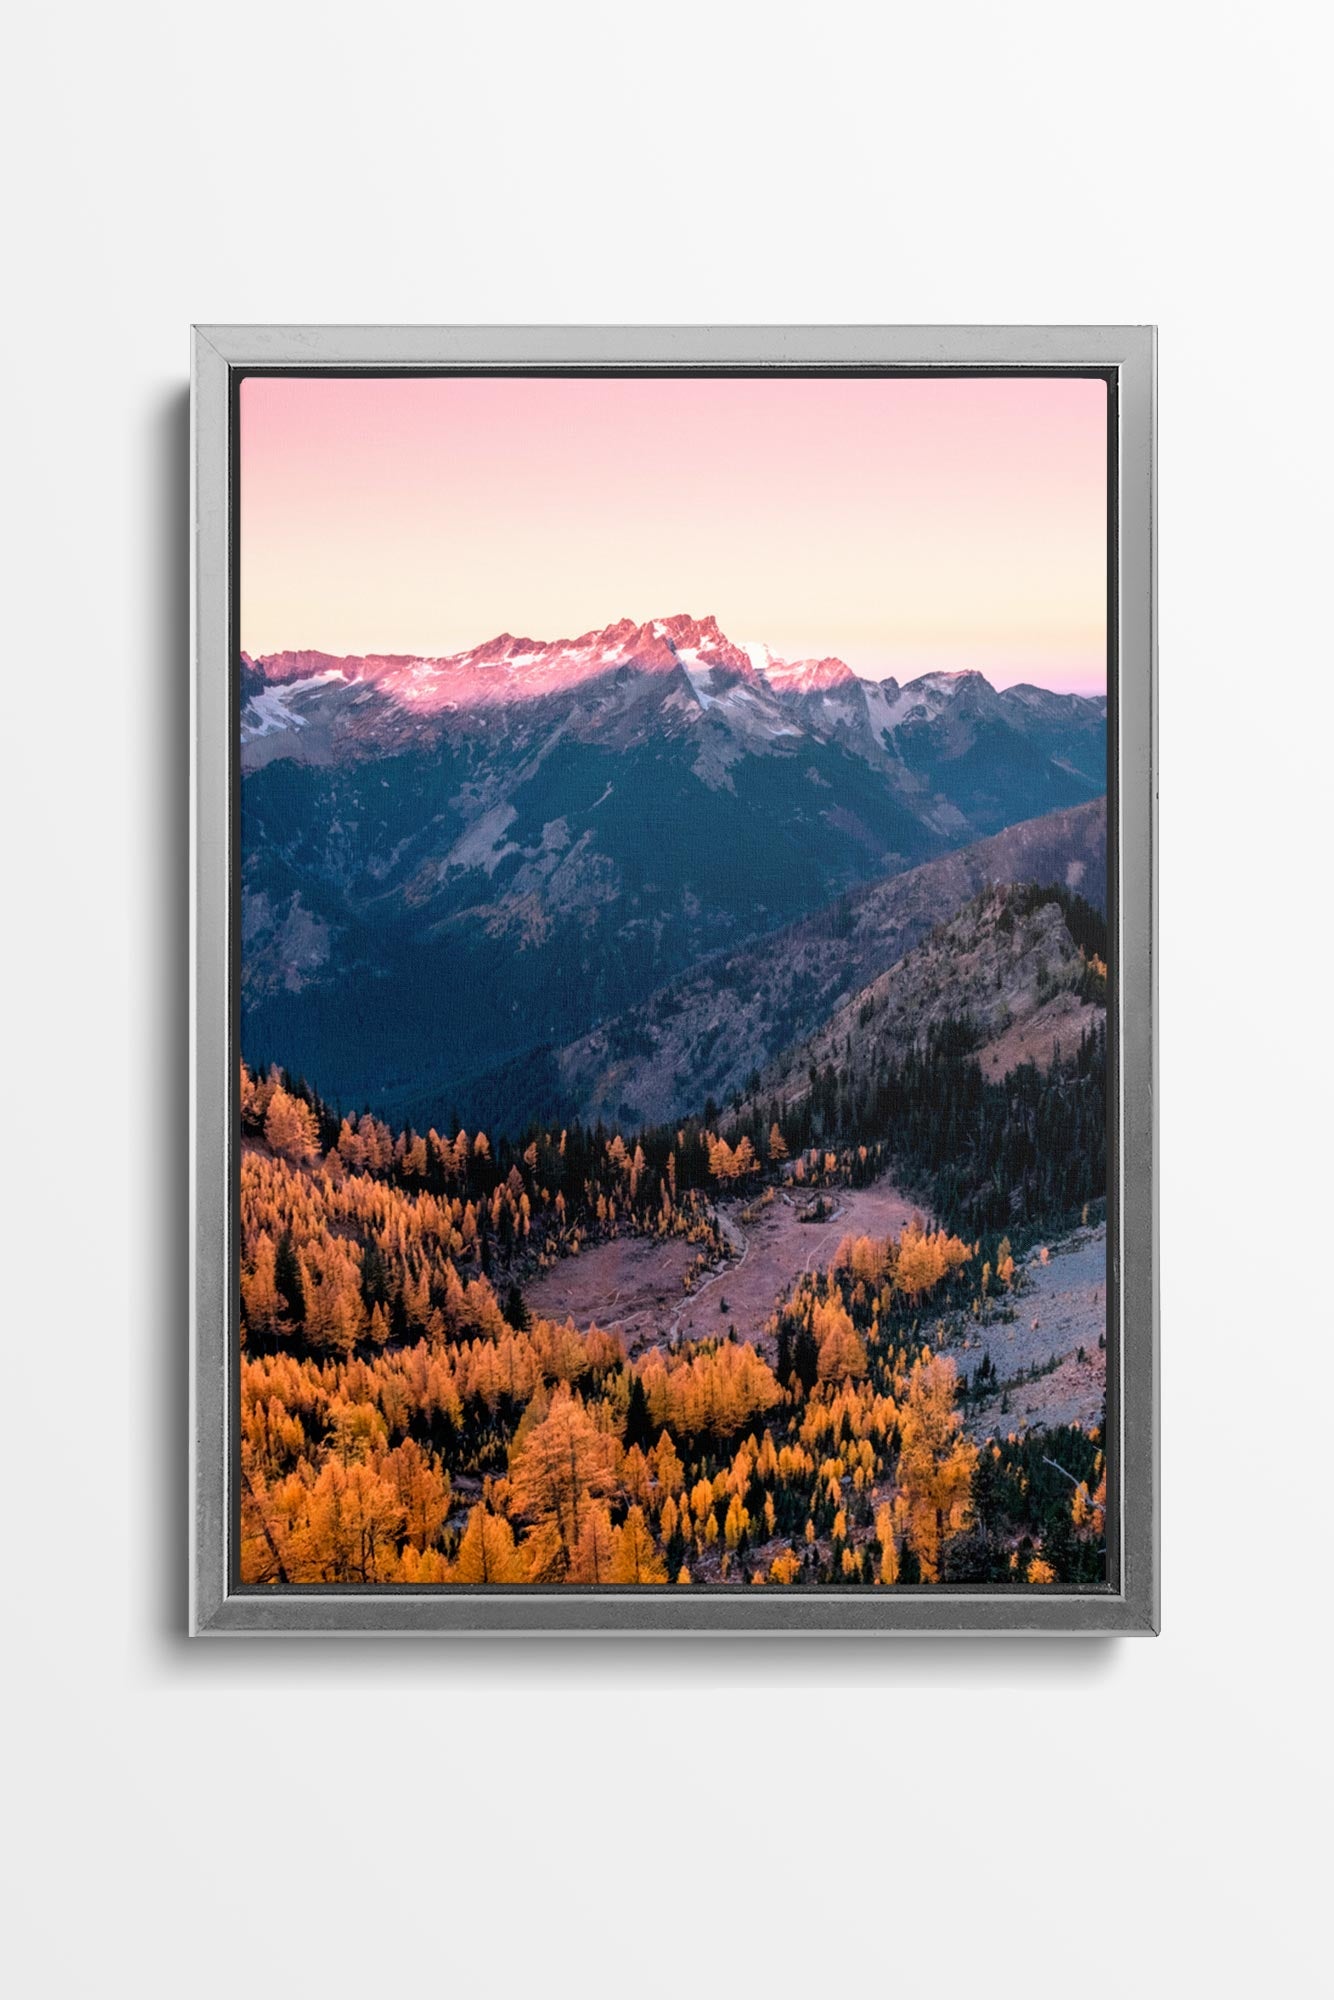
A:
[7,4,1326,1993]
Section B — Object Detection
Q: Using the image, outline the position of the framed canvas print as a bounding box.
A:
[191,326,1156,1635]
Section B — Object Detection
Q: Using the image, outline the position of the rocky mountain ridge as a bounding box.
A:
[240,614,1106,1135]
[240,611,1105,811]
[555,798,1107,1131]
[749,882,1106,1122]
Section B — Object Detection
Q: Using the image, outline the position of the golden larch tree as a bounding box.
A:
[611,1506,668,1584]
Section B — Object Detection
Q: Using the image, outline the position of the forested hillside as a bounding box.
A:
[238,1057,1105,1589]
[705,882,1107,1241]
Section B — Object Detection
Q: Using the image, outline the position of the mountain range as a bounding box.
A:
[239,612,1106,1130]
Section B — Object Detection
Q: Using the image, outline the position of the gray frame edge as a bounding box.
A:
[1115,325,1159,1637]
[190,325,1157,1637]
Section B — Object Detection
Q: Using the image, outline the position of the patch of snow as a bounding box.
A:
[859,678,902,740]
[680,659,720,710]
[876,672,970,731]
[444,803,520,876]
[877,686,931,730]
[240,669,344,739]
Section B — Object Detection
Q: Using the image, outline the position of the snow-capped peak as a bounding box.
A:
[762,654,857,693]
[243,620,1101,768]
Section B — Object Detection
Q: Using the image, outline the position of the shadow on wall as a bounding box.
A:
[144,382,1123,1687]
[147,383,192,1656]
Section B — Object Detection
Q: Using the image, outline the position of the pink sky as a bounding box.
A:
[240,373,1107,693]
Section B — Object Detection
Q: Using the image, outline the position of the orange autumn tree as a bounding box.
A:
[812,1295,867,1382]
[387,1437,452,1552]
[833,1219,973,1303]
[281,1458,405,1584]
[894,1350,978,1581]
[611,1505,668,1584]
[450,1504,527,1584]
[893,1220,972,1302]
[636,1340,782,1443]
[568,1502,618,1584]
[507,1386,620,1565]
[263,1085,321,1164]
[874,1502,900,1585]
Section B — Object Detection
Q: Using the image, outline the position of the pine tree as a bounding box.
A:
[793,1324,819,1394]
[273,1230,306,1331]
[624,1373,653,1450]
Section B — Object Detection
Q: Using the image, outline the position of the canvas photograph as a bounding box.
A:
[235,367,1112,1593]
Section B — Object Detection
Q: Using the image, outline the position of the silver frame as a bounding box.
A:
[191,325,1157,1636]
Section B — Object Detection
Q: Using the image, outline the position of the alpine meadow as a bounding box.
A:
[237,372,1111,1591]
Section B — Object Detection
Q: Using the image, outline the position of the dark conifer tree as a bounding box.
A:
[624,1374,654,1451]
[273,1230,306,1329]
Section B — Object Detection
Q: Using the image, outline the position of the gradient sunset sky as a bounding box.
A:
[240,374,1107,693]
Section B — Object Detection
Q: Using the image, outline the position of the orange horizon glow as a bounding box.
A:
[240,374,1108,695]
